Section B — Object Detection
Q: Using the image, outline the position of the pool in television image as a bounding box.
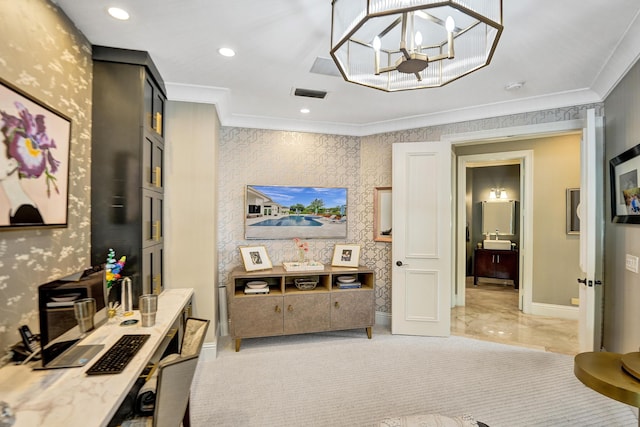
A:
[245,185,347,239]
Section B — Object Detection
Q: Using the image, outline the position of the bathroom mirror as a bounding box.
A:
[482,200,515,235]
[374,187,392,242]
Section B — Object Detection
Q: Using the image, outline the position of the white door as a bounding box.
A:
[578,109,604,352]
[392,141,452,336]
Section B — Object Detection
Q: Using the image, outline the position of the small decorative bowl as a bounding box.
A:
[337,275,356,283]
[294,278,317,290]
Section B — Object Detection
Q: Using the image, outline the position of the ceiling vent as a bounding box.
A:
[309,57,341,77]
[294,88,327,99]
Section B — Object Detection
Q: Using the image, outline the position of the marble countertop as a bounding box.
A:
[0,288,193,427]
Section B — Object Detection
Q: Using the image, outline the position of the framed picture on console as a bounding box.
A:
[239,245,273,271]
[610,143,640,224]
[0,78,71,230]
[331,243,360,268]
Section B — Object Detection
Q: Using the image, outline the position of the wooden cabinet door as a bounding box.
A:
[232,296,284,338]
[142,189,163,247]
[474,250,494,277]
[142,244,163,295]
[330,290,374,330]
[493,252,513,279]
[284,293,330,335]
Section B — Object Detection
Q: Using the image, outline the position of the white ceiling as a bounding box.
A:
[53,1,640,136]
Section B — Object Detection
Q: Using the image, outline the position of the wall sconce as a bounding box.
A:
[489,188,508,200]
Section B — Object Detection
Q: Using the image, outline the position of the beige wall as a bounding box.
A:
[604,58,640,353]
[165,101,219,342]
[0,0,93,353]
[456,135,582,306]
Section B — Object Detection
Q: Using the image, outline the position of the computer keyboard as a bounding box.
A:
[85,334,150,375]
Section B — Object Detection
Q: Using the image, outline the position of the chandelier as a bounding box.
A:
[330,0,503,92]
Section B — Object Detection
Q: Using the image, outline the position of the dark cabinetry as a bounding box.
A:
[474,248,519,289]
[91,46,166,304]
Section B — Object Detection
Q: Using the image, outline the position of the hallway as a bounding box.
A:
[451,280,579,355]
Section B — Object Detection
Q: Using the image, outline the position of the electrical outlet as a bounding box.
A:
[625,254,639,273]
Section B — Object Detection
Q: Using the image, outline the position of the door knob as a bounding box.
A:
[396,261,407,267]
[577,278,587,284]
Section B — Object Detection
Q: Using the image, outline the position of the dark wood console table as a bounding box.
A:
[473,248,519,289]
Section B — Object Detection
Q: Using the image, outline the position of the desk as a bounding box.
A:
[574,352,640,426]
[0,288,193,427]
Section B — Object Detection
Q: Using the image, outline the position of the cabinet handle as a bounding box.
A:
[491,255,495,263]
[153,220,161,241]
[287,305,293,312]
[154,166,162,188]
[155,112,162,134]
[496,255,500,263]
[334,301,340,309]
[274,305,281,313]
[153,274,162,294]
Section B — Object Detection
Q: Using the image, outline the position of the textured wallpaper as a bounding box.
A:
[0,0,92,355]
[219,104,604,317]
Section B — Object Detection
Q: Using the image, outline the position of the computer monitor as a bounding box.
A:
[36,266,107,368]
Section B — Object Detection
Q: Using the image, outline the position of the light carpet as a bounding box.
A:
[190,327,637,427]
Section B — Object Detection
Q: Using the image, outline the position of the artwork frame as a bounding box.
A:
[0,78,71,230]
[610,143,640,224]
[373,187,392,242]
[245,185,348,239]
[566,188,580,234]
[239,245,273,272]
[331,243,361,268]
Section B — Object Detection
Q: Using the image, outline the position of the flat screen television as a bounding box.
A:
[245,185,347,239]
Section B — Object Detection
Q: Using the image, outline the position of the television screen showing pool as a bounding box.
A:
[245,185,348,239]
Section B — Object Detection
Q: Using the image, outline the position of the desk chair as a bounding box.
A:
[121,355,199,427]
[121,318,210,427]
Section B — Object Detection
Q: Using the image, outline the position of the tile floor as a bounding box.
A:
[451,279,579,355]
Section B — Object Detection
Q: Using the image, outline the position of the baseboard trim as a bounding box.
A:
[530,302,579,320]
[376,311,391,327]
[200,342,217,361]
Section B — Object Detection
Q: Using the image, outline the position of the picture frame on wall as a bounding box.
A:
[0,78,71,230]
[331,243,361,268]
[239,245,273,271]
[610,143,640,224]
[566,188,580,234]
[373,186,392,242]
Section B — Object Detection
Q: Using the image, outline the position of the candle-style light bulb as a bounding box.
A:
[445,16,455,32]
[414,31,423,46]
[373,36,381,51]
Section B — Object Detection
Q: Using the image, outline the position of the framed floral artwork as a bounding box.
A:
[239,245,273,272]
[0,78,71,229]
[331,243,361,268]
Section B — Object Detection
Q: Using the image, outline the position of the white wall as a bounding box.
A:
[165,101,219,343]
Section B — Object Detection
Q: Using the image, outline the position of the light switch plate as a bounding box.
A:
[625,254,639,273]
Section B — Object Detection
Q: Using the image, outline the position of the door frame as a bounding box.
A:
[441,119,586,313]
[455,151,533,312]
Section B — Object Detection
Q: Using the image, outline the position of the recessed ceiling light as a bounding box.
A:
[300,108,310,114]
[107,7,130,20]
[218,47,235,57]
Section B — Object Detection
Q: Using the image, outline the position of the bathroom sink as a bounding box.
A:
[483,240,512,250]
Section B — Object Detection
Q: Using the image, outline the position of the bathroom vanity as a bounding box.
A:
[473,248,519,289]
